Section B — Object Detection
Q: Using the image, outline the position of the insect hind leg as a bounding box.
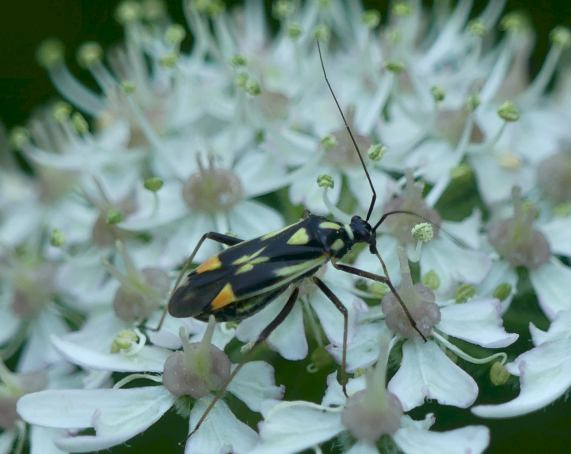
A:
[144,232,244,332]
[312,276,349,398]
[185,287,300,442]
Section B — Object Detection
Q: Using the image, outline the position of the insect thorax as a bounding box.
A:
[309,215,360,259]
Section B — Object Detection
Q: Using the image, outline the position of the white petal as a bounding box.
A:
[530,310,571,346]
[394,424,489,454]
[388,340,478,410]
[18,310,69,373]
[322,372,366,407]
[30,426,66,454]
[539,217,571,258]
[346,441,379,454]
[0,431,15,454]
[228,200,284,240]
[250,401,344,454]
[186,397,258,454]
[529,258,571,320]
[0,304,21,346]
[441,210,483,250]
[472,338,571,418]
[310,284,361,347]
[438,298,518,348]
[236,294,308,360]
[346,167,395,212]
[477,260,518,312]
[236,150,288,197]
[288,165,341,215]
[51,335,170,373]
[18,387,175,451]
[328,322,387,372]
[161,215,217,266]
[228,361,284,412]
[61,311,124,351]
[421,236,492,294]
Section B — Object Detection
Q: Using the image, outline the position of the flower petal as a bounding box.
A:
[394,424,489,454]
[529,310,571,346]
[250,401,344,454]
[388,340,478,410]
[0,431,16,454]
[18,386,175,453]
[30,426,66,454]
[186,397,258,454]
[472,338,571,418]
[228,200,284,240]
[51,335,170,373]
[228,361,284,412]
[477,260,518,312]
[421,236,492,294]
[0,304,21,346]
[529,258,571,320]
[539,217,571,258]
[236,293,307,360]
[236,150,288,197]
[346,441,379,454]
[438,298,518,348]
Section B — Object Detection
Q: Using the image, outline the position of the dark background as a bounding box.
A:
[1,0,571,129]
[1,1,571,453]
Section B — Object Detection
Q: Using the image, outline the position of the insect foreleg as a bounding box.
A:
[146,232,244,333]
[331,261,427,342]
[186,287,300,440]
[312,277,349,398]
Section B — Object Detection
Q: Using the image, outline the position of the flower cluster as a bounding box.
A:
[2,0,571,453]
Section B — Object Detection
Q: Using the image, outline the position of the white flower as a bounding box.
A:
[18,319,281,453]
[251,334,489,454]
[473,310,571,418]
[331,248,516,411]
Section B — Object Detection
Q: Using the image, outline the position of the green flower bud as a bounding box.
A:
[468,19,486,37]
[49,229,65,247]
[116,1,141,24]
[37,39,64,69]
[121,80,137,94]
[393,2,412,17]
[384,61,405,73]
[430,85,445,103]
[77,42,103,68]
[422,270,440,291]
[71,112,89,134]
[411,222,433,243]
[362,10,381,28]
[455,283,476,303]
[320,134,337,151]
[10,127,30,150]
[52,102,72,123]
[551,26,571,48]
[313,24,330,42]
[165,24,186,45]
[367,144,387,161]
[273,0,295,19]
[106,208,124,225]
[110,329,139,353]
[287,23,303,39]
[144,177,164,192]
[317,174,334,189]
[501,12,529,32]
[492,283,512,302]
[230,54,248,67]
[497,101,520,122]
[466,93,481,112]
[490,361,510,386]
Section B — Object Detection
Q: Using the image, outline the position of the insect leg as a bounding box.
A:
[331,261,427,342]
[312,277,349,398]
[146,232,244,332]
[187,287,300,440]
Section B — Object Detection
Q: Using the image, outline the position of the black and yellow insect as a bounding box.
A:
[166,41,426,437]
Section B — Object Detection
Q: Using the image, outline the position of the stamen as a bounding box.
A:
[113,373,163,389]
[432,331,507,365]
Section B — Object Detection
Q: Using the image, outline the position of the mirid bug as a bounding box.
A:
[163,41,428,438]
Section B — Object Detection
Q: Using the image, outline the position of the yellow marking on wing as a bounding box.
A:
[211,283,236,310]
[261,225,292,240]
[232,247,266,265]
[287,227,310,245]
[331,238,345,251]
[195,256,222,274]
[319,221,341,230]
[236,263,254,274]
[274,255,328,277]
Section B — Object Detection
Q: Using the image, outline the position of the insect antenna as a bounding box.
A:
[316,40,377,222]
